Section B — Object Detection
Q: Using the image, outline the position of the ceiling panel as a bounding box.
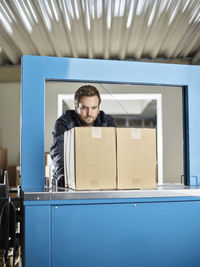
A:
[0,0,200,66]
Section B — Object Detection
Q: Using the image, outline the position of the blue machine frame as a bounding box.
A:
[21,55,200,190]
[22,56,200,267]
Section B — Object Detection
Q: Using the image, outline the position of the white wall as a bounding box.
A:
[0,83,20,165]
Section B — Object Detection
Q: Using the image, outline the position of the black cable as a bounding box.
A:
[9,200,16,267]
[0,201,9,264]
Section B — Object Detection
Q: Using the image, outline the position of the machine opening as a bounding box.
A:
[45,81,185,188]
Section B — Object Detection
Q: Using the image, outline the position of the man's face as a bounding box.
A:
[75,95,100,126]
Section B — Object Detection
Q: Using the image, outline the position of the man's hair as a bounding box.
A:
[74,85,101,105]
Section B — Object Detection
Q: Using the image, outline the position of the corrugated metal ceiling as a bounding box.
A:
[0,0,200,66]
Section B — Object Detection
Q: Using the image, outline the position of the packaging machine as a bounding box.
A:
[21,55,200,267]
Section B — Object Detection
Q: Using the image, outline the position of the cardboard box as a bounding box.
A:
[0,128,2,147]
[45,165,53,186]
[0,148,7,168]
[5,165,20,188]
[16,166,21,186]
[64,127,117,190]
[45,152,52,166]
[117,128,157,189]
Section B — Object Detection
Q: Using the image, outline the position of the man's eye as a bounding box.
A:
[81,107,87,110]
[92,107,97,110]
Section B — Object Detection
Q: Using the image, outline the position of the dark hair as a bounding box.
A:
[74,85,101,105]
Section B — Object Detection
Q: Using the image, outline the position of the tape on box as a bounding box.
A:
[131,128,141,139]
[91,127,102,138]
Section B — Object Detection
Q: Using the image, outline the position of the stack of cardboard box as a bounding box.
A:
[0,128,21,188]
[0,128,7,184]
[5,165,21,188]
[64,127,157,191]
[44,152,53,186]
[0,128,7,170]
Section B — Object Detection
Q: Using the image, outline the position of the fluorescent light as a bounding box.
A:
[62,0,71,31]
[113,0,126,17]
[189,3,200,24]
[148,0,157,26]
[114,0,120,17]
[106,0,112,29]
[44,0,53,19]
[0,9,13,34]
[66,0,74,19]
[194,12,200,23]
[101,94,161,101]
[157,0,168,18]
[38,0,51,31]
[0,3,12,23]
[168,0,180,25]
[165,0,173,12]
[13,0,32,32]
[22,1,36,26]
[85,0,91,30]
[97,0,102,18]
[182,0,190,13]
[136,0,146,16]
[58,93,161,101]
[27,0,38,23]
[126,0,136,28]
[88,0,95,19]
[120,0,126,16]
[81,0,85,13]
[74,0,80,19]
[51,0,59,21]
[3,0,16,22]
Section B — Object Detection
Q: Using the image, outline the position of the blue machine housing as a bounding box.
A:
[21,55,200,189]
[21,56,200,267]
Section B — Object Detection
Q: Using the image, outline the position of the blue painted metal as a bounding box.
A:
[51,201,200,267]
[23,199,200,267]
[24,205,51,267]
[21,55,200,189]
[188,67,200,185]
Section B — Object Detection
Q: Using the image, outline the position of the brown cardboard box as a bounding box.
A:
[0,128,2,147]
[65,127,117,190]
[0,147,7,168]
[117,128,157,189]
[16,166,21,186]
[5,165,19,188]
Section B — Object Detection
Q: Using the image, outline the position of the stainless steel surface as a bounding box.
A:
[23,184,200,201]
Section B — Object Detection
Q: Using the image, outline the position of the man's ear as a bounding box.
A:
[75,104,81,115]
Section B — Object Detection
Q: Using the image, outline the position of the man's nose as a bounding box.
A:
[87,108,92,116]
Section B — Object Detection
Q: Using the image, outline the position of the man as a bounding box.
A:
[50,85,116,187]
